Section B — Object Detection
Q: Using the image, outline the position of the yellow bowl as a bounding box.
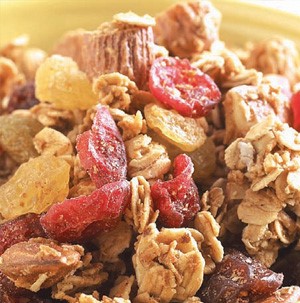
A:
[1,0,300,51]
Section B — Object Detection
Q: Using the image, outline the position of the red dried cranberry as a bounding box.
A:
[76,105,127,188]
[149,57,221,118]
[151,154,200,227]
[40,180,130,242]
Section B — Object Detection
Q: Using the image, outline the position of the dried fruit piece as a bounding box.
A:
[76,105,127,188]
[40,180,130,242]
[201,250,283,303]
[7,81,39,112]
[188,137,216,183]
[148,130,216,182]
[144,103,206,152]
[0,238,83,291]
[0,155,70,221]
[149,57,221,118]
[291,91,300,131]
[35,55,98,110]
[0,213,45,255]
[0,114,43,164]
[151,154,200,227]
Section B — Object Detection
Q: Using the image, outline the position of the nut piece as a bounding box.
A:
[154,0,221,58]
[0,237,83,292]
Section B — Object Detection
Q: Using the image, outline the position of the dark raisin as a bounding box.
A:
[201,250,283,303]
[7,82,39,113]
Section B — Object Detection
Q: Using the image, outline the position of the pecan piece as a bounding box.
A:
[0,237,83,292]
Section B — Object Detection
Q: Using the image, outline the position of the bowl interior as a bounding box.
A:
[1,0,300,51]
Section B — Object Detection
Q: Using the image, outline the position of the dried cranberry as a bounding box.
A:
[76,105,127,188]
[149,57,221,118]
[40,180,130,242]
[201,250,283,303]
[7,82,39,113]
[291,91,300,131]
[151,154,200,227]
[0,213,46,255]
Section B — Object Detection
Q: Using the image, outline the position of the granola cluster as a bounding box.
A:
[0,2,300,303]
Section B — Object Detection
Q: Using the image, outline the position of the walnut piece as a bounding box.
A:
[154,0,222,58]
[133,223,205,302]
[125,134,171,180]
[0,237,83,292]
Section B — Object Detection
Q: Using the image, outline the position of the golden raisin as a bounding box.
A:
[35,55,98,110]
[144,103,206,152]
[0,114,43,164]
[0,155,70,222]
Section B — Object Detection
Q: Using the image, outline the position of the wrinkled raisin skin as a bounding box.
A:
[0,213,46,255]
[151,154,200,228]
[40,180,131,242]
[7,82,39,113]
[201,250,283,303]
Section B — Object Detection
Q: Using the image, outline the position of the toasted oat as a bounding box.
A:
[125,176,158,233]
[110,108,147,141]
[194,211,224,274]
[133,223,205,302]
[245,36,300,84]
[52,253,108,303]
[125,134,171,180]
[93,73,138,111]
[154,0,221,58]
[92,221,132,263]
[223,83,290,144]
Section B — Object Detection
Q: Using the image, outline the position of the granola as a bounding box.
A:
[0,1,299,303]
